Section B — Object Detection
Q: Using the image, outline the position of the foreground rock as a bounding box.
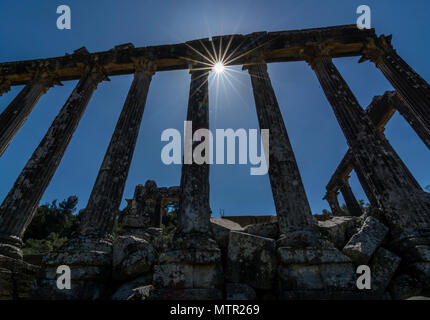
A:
[226,231,277,290]
[0,254,39,300]
[226,283,257,300]
[277,245,357,299]
[317,216,361,249]
[343,216,388,265]
[112,235,157,282]
[152,234,223,300]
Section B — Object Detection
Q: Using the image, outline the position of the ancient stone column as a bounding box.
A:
[339,178,362,217]
[175,68,211,237]
[0,78,11,97]
[389,91,430,149]
[79,59,155,238]
[0,65,107,260]
[0,72,60,157]
[324,191,342,216]
[306,49,430,252]
[153,67,222,300]
[361,35,430,148]
[244,60,318,243]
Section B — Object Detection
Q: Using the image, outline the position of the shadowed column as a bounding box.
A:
[307,50,430,250]
[361,35,430,148]
[79,59,155,238]
[0,78,11,96]
[244,60,318,242]
[389,92,430,149]
[0,65,107,260]
[339,178,362,217]
[175,68,211,237]
[0,72,60,156]
[324,191,343,216]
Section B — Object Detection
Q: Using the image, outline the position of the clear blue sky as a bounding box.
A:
[0,0,429,217]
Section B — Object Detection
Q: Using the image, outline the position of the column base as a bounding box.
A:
[34,236,113,300]
[277,246,359,299]
[0,254,39,300]
[0,233,23,260]
[152,233,223,300]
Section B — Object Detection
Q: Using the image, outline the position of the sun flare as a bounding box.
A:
[213,61,225,74]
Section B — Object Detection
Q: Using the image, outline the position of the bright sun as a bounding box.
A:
[213,61,225,74]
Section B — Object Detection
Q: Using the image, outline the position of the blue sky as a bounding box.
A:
[0,0,429,217]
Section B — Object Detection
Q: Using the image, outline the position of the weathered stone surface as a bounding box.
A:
[153,234,223,295]
[389,274,423,300]
[244,222,279,239]
[112,235,157,281]
[111,274,153,300]
[277,245,356,299]
[35,236,112,300]
[343,216,388,265]
[369,248,401,293]
[210,218,243,249]
[151,288,223,300]
[318,216,361,249]
[153,263,222,289]
[278,247,351,265]
[245,60,317,236]
[226,283,257,300]
[278,262,356,292]
[0,268,13,300]
[0,254,39,300]
[226,231,277,290]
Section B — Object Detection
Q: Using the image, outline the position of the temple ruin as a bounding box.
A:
[0,24,429,300]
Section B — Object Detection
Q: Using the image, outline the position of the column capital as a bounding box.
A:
[242,48,266,71]
[85,63,111,85]
[300,42,337,70]
[31,68,63,91]
[0,77,11,96]
[131,57,156,77]
[359,35,394,66]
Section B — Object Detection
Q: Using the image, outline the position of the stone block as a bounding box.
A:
[226,283,257,300]
[244,222,279,239]
[369,248,401,293]
[113,235,157,281]
[226,231,277,290]
[210,218,243,250]
[343,216,388,265]
[317,216,361,249]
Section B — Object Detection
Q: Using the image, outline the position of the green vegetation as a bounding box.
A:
[22,196,80,255]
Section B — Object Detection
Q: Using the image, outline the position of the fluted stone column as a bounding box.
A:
[307,51,430,250]
[361,35,430,148]
[0,72,60,157]
[244,60,319,243]
[339,178,362,217]
[175,68,211,237]
[79,60,155,238]
[324,191,342,216]
[153,67,222,300]
[0,65,107,260]
[389,92,430,149]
